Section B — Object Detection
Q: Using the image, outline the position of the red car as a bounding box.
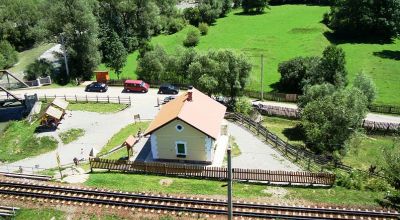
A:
[124,80,150,93]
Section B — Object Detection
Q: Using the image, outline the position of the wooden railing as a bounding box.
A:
[89,158,335,186]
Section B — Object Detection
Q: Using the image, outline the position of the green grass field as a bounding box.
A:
[67,103,128,114]
[86,172,382,206]
[58,128,85,144]
[99,5,400,105]
[0,121,58,163]
[8,43,55,75]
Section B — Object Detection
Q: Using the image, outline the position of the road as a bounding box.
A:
[253,100,400,124]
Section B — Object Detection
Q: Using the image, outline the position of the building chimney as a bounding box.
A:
[187,90,193,102]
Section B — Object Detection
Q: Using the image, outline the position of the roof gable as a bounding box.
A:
[144,88,226,139]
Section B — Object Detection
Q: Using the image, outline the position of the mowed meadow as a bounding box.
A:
[99,5,400,105]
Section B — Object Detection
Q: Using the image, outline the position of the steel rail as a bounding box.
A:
[0,180,398,219]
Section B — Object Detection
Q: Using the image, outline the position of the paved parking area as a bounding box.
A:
[228,122,300,171]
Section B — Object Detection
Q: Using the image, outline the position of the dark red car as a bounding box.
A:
[124,80,149,93]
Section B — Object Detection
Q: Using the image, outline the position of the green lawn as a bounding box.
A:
[15,208,64,220]
[67,103,128,114]
[58,128,85,144]
[0,121,58,163]
[262,116,399,171]
[99,5,400,105]
[100,121,150,157]
[8,43,55,75]
[85,172,383,207]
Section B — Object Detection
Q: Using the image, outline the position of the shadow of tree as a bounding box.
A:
[324,31,394,45]
[282,124,306,142]
[234,11,267,16]
[373,50,400,61]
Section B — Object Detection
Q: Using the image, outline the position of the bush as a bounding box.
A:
[353,72,376,105]
[198,23,209,35]
[0,40,18,69]
[25,59,55,80]
[234,97,252,116]
[166,18,186,35]
[336,170,392,192]
[183,29,201,47]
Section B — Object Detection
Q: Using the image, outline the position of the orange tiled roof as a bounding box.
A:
[144,88,226,139]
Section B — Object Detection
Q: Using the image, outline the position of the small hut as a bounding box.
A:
[124,135,139,159]
[51,99,69,111]
[41,106,64,128]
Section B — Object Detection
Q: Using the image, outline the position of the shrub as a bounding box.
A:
[183,29,201,47]
[198,23,209,35]
[166,18,186,34]
[353,72,376,105]
[234,96,252,116]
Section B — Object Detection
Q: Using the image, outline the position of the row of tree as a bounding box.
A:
[137,47,251,101]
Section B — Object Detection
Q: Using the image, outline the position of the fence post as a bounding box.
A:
[86,95,88,103]
[96,95,98,103]
[64,94,66,101]
[44,94,47,102]
[107,95,110,103]
[75,95,77,103]
[118,96,120,104]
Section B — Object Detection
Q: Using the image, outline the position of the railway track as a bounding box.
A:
[0,180,398,219]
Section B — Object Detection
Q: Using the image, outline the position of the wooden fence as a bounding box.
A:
[244,90,299,102]
[255,103,300,119]
[369,104,400,115]
[225,112,332,168]
[89,158,335,185]
[362,120,400,133]
[38,94,131,105]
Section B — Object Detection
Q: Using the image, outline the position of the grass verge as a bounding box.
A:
[85,172,383,207]
[100,121,150,158]
[58,128,85,144]
[15,208,64,220]
[67,103,128,114]
[0,121,58,163]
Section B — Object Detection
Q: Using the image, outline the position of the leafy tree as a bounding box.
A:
[278,56,319,93]
[298,83,336,108]
[101,31,127,79]
[353,72,376,105]
[301,87,368,156]
[198,23,209,35]
[234,96,252,116]
[305,45,348,88]
[0,40,18,69]
[222,0,233,16]
[0,0,44,50]
[183,29,201,47]
[233,0,242,8]
[382,141,400,210]
[242,0,269,14]
[183,7,201,26]
[198,74,218,96]
[198,0,223,24]
[25,59,55,80]
[328,0,400,39]
[45,0,101,81]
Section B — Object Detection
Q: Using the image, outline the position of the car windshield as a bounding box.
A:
[140,82,145,87]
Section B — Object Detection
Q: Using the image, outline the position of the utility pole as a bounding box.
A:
[227,146,233,220]
[60,34,70,78]
[261,54,264,100]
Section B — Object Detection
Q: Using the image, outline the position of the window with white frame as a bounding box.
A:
[176,124,184,132]
[175,141,186,157]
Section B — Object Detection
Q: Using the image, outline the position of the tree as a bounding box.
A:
[298,83,336,108]
[278,56,320,93]
[0,40,18,69]
[328,0,400,39]
[198,74,218,96]
[101,31,127,79]
[301,87,368,156]
[383,142,400,209]
[306,45,348,88]
[25,59,55,80]
[45,0,101,81]
[234,96,252,116]
[353,72,376,105]
[198,0,223,24]
[233,0,242,8]
[242,0,269,14]
[221,0,233,16]
[183,29,201,47]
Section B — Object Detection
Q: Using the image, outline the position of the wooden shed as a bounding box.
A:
[41,106,64,128]
[51,98,69,112]
[94,71,110,83]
